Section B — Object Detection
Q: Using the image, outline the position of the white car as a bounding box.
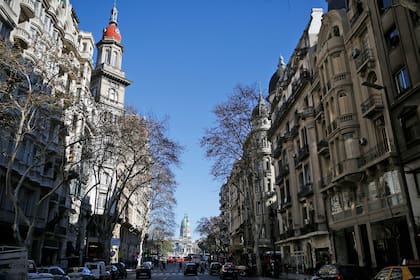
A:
[67,267,94,280]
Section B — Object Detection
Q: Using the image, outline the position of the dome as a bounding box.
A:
[103,23,121,42]
[268,71,280,95]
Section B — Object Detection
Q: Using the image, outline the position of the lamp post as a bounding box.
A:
[362,81,419,259]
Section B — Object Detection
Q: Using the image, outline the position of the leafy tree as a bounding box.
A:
[0,37,79,251]
[196,216,230,256]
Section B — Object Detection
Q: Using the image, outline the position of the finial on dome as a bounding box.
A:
[110,0,118,24]
[278,55,286,68]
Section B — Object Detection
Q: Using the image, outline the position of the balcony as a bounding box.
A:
[358,140,395,168]
[314,103,324,120]
[355,48,375,73]
[279,229,295,240]
[317,140,329,156]
[272,144,282,159]
[12,26,31,48]
[327,113,357,135]
[275,164,289,183]
[318,176,332,189]
[300,222,318,235]
[298,183,313,198]
[279,196,292,212]
[361,94,384,119]
[300,106,314,119]
[368,193,403,212]
[298,144,309,162]
[20,0,35,18]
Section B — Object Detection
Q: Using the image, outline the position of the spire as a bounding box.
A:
[102,0,121,42]
[110,0,118,24]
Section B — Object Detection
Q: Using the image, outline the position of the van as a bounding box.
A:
[84,261,106,280]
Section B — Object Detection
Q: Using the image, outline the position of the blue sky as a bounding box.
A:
[71,0,328,240]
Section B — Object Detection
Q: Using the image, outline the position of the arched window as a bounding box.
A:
[111,51,117,67]
[105,49,111,64]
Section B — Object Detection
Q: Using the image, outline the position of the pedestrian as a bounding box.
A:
[179,261,182,272]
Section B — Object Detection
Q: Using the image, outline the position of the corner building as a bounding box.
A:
[267,0,420,272]
[314,0,420,269]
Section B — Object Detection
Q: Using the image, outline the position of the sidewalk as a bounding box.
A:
[278,272,311,280]
[248,272,311,280]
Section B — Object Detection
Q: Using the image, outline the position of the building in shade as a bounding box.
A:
[173,214,195,256]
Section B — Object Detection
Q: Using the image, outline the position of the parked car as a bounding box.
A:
[67,267,94,280]
[27,260,54,280]
[136,264,152,279]
[209,262,221,275]
[84,261,106,280]
[105,265,119,280]
[113,262,127,279]
[38,266,70,280]
[311,264,369,280]
[143,261,153,270]
[220,263,238,280]
[183,262,198,276]
[373,264,420,280]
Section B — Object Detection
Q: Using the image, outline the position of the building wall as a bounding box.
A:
[0,0,149,268]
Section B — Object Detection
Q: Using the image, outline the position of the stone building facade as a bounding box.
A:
[224,0,420,274]
[0,0,149,267]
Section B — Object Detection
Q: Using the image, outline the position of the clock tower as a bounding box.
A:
[91,3,131,116]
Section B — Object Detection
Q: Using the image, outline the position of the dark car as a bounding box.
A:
[209,262,222,275]
[220,263,238,280]
[136,263,152,279]
[184,262,198,276]
[106,265,119,280]
[312,264,369,280]
[114,262,127,279]
[38,266,69,280]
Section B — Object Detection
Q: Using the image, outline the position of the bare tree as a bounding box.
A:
[83,112,182,262]
[0,38,79,250]
[200,83,267,274]
[200,84,259,179]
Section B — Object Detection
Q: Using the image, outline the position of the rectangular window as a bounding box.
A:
[386,25,399,49]
[402,113,420,144]
[414,171,420,195]
[378,0,392,11]
[395,66,411,94]
[97,192,107,209]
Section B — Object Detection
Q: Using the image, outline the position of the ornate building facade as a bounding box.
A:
[0,0,150,268]
[224,0,420,274]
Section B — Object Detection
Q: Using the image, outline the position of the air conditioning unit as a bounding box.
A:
[351,48,360,59]
[304,219,310,225]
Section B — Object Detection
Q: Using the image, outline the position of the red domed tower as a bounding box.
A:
[103,5,121,42]
[91,1,131,115]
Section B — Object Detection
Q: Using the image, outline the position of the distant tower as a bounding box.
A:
[180,214,191,239]
[91,1,131,115]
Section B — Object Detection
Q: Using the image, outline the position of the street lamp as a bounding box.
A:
[362,81,419,259]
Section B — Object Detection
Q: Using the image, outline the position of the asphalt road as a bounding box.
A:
[125,263,311,280]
